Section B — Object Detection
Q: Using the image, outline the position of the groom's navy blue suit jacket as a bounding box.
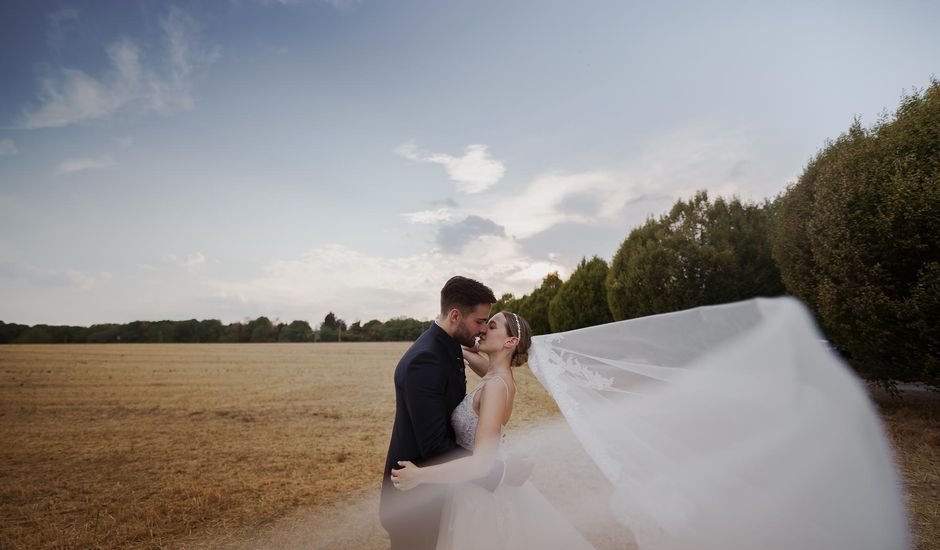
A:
[379,322,502,545]
[384,322,468,476]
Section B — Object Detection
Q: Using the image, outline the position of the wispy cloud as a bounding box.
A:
[208,238,568,323]
[477,129,754,239]
[0,139,17,157]
[401,208,454,224]
[164,252,207,269]
[54,155,115,176]
[395,141,506,194]
[17,6,219,129]
[0,261,110,290]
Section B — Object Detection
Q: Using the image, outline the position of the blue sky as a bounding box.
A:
[1,0,938,326]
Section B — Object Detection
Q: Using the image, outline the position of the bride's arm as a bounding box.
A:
[392,382,507,489]
[462,343,489,378]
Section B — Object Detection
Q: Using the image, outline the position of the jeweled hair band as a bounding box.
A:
[511,312,522,337]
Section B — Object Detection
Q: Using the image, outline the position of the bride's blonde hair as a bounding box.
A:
[501,311,532,367]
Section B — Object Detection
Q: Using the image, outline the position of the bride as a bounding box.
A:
[391,311,593,549]
[394,298,908,549]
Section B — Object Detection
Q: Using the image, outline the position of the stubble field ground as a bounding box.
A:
[0,343,937,549]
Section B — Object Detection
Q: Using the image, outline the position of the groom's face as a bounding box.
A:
[454,303,492,347]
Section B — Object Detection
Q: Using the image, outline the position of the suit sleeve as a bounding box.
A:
[402,351,460,460]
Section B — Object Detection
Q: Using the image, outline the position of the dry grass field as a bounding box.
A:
[873,388,940,550]
[0,343,937,549]
[0,343,564,549]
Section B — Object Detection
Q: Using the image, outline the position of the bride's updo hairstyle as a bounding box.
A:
[501,311,532,367]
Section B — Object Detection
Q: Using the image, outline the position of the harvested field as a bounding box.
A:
[0,344,936,549]
[0,343,560,549]
[874,388,940,550]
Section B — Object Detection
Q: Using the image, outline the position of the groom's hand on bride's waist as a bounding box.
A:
[503,454,534,487]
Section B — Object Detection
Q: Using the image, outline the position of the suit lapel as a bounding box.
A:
[429,322,467,411]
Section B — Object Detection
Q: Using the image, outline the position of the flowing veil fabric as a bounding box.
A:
[527,297,908,550]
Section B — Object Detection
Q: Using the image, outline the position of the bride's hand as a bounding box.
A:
[462,337,481,356]
[390,460,422,491]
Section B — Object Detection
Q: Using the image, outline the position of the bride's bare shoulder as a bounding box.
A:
[487,374,513,394]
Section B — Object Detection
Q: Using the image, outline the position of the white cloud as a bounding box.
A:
[185,253,207,267]
[165,252,207,269]
[478,129,755,239]
[207,238,568,323]
[0,139,17,157]
[54,155,115,176]
[17,7,219,129]
[401,208,454,224]
[395,141,506,194]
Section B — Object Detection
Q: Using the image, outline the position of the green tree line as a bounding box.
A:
[0,313,430,344]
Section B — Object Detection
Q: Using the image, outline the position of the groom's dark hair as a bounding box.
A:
[440,276,496,315]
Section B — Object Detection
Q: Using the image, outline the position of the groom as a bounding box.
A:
[380,276,510,550]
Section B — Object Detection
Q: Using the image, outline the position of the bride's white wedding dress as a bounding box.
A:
[436,375,594,550]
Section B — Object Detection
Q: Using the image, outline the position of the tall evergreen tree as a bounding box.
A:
[318,312,347,342]
[549,256,613,332]
[774,80,940,386]
[514,272,563,335]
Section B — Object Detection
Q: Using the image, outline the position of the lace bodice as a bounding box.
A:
[452,376,510,451]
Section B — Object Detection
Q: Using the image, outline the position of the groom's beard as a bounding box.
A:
[453,323,479,348]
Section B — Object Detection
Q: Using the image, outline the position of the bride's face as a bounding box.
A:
[478,313,511,354]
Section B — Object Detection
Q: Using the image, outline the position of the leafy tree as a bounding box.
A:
[278,320,314,342]
[197,320,224,343]
[362,319,385,340]
[221,322,247,343]
[773,80,940,386]
[513,273,563,335]
[146,320,178,343]
[340,320,364,342]
[16,325,53,343]
[321,312,341,331]
[0,322,29,343]
[85,324,121,343]
[115,321,145,343]
[174,319,201,343]
[382,317,428,341]
[607,191,784,321]
[318,312,347,342]
[493,292,520,314]
[549,256,613,332]
[247,316,276,342]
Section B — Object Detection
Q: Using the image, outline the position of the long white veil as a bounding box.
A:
[527,297,908,550]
